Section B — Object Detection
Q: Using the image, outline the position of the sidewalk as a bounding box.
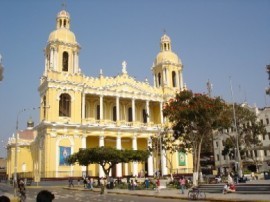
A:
[63,186,270,202]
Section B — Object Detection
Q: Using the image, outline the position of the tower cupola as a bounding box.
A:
[160,34,172,52]
[44,9,81,75]
[56,10,70,29]
[152,33,184,91]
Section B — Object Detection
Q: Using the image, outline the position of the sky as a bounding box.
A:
[0,0,270,157]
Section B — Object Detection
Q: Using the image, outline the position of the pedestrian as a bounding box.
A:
[145,177,149,189]
[100,178,106,195]
[179,176,186,194]
[130,179,134,190]
[18,178,26,201]
[68,177,74,187]
[83,177,87,188]
[89,178,93,190]
[228,174,233,184]
[156,178,160,193]
[36,190,55,202]
[0,195,10,202]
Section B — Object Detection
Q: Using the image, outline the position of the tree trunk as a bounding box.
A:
[193,138,203,186]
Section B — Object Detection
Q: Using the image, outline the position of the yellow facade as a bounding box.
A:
[7,9,193,179]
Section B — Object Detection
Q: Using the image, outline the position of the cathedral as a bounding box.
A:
[6,9,193,180]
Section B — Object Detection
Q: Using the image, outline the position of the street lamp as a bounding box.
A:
[14,107,39,196]
[229,77,242,177]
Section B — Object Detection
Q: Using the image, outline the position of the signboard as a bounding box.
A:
[178,152,186,166]
[59,146,71,166]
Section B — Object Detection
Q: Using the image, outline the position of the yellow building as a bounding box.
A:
[7,9,193,179]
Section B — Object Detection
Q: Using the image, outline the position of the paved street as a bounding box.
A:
[1,180,270,202]
[0,183,197,202]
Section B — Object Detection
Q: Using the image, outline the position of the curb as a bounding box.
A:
[63,187,270,202]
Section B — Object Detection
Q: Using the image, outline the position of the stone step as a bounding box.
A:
[198,183,270,194]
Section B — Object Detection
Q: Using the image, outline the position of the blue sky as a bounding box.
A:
[0,0,270,157]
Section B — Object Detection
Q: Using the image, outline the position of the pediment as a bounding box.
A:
[103,81,151,95]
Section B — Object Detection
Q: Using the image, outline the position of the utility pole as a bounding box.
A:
[0,54,4,82]
[266,65,270,95]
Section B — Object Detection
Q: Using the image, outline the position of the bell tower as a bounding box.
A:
[152,34,184,92]
[43,9,81,76]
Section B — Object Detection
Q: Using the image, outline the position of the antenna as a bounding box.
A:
[206,79,213,97]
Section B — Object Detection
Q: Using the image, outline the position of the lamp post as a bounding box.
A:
[14,107,39,196]
[229,77,242,177]
[218,136,222,175]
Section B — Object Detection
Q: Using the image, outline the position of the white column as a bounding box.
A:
[77,52,79,72]
[132,98,135,122]
[55,49,58,70]
[76,52,79,73]
[100,95,103,120]
[162,68,166,85]
[165,68,168,85]
[147,137,154,176]
[81,135,87,173]
[132,135,138,176]
[177,70,180,89]
[124,163,128,176]
[73,51,75,73]
[116,134,122,177]
[116,96,120,121]
[160,102,164,124]
[81,135,86,149]
[99,134,105,177]
[153,74,156,87]
[44,56,48,76]
[179,70,184,90]
[53,49,57,70]
[146,100,150,123]
[82,92,85,119]
[50,48,54,69]
[161,149,167,176]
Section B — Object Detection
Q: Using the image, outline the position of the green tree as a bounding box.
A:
[163,90,226,185]
[67,147,150,178]
[221,104,266,173]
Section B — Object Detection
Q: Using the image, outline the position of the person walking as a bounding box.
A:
[68,177,74,188]
[155,178,160,193]
[179,176,186,194]
[145,177,149,189]
[100,178,106,195]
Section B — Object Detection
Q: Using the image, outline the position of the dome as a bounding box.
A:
[155,51,181,66]
[47,9,77,44]
[57,10,70,19]
[154,33,182,66]
[48,29,77,44]
[160,34,171,43]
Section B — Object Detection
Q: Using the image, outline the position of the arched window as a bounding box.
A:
[62,52,69,72]
[96,105,100,120]
[172,71,177,87]
[113,106,117,121]
[128,107,132,122]
[158,73,161,86]
[59,93,71,117]
[64,19,66,27]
